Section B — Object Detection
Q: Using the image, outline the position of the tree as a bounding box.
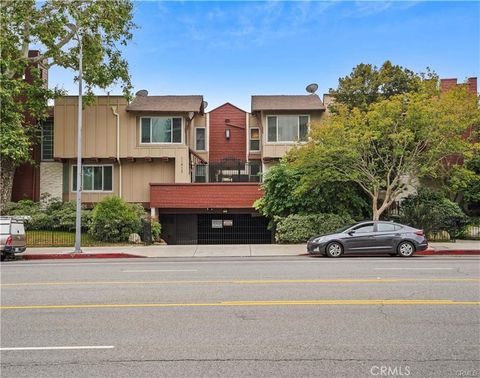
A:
[443,143,480,215]
[0,0,135,211]
[254,159,370,222]
[329,60,423,111]
[295,83,478,220]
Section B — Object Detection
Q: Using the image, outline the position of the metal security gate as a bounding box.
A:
[197,214,271,244]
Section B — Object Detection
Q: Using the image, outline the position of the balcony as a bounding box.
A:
[191,158,262,183]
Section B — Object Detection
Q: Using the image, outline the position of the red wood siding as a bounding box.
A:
[11,146,40,202]
[209,103,246,162]
[150,183,263,209]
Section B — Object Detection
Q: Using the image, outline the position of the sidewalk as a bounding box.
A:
[18,240,480,260]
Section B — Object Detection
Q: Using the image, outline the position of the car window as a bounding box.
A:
[353,223,374,233]
[0,224,10,234]
[335,224,357,233]
[11,223,24,234]
[394,225,403,231]
[377,223,396,232]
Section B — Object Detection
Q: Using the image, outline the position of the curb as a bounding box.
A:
[416,249,480,256]
[22,253,145,260]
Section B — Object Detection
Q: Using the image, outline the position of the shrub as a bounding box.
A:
[89,196,143,242]
[46,199,92,231]
[275,213,355,244]
[151,220,162,241]
[4,198,92,231]
[399,189,467,236]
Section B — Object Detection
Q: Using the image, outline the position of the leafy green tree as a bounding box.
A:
[329,61,423,111]
[0,0,135,211]
[254,159,370,222]
[444,144,480,215]
[297,83,478,220]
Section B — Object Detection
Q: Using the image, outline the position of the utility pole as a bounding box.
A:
[72,24,83,253]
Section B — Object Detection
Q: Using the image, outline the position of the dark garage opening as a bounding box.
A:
[198,214,271,244]
[161,213,272,245]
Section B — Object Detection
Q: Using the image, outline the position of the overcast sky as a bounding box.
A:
[48,1,480,111]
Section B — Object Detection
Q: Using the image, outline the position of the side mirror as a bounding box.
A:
[348,230,356,236]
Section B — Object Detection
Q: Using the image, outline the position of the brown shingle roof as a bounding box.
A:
[126,95,204,112]
[251,94,325,111]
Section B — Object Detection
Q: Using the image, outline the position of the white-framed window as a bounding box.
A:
[249,128,260,151]
[195,127,206,151]
[140,117,183,144]
[72,165,113,192]
[266,115,309,143]
[41,120,54,161]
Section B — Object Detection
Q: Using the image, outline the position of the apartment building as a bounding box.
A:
[16,73,477,244]
[50,89,326,244]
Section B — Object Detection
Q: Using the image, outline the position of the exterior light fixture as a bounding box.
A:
[225,129,231,140]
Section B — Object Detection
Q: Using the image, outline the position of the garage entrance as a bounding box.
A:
[198,214,271,244]
[160,213,272,245]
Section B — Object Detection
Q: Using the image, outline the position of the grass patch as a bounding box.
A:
[26,230,128,247]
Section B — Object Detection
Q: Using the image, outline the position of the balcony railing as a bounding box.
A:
[191,159,262,183]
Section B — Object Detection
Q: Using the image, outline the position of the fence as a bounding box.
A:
[26,228,113,247]
[192,159,262,183]
[26,223,153,247]
[460,224,480,240]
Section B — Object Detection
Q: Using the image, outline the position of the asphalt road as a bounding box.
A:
[1,255,479,378]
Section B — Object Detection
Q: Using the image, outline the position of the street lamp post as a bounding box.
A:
[73,25,83,253]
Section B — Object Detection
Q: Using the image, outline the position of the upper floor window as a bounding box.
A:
[250,128,260,151]
[196,127,206,151]
[41,120,54,161]
[140,117,182,144]
[267,115,309,143]
[72,165,113,192]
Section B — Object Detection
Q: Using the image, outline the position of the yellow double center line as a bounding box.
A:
[1,278,479,287]
[1,299,479,310]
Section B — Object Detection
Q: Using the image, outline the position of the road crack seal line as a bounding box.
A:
[2,278,480,287]
[2,357,479,368]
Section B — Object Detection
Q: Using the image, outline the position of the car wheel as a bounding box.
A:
[326,242,343,258]
[397,241,415,257]
[1,252,5,262]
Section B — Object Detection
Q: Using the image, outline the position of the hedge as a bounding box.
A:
[275,213,354,244]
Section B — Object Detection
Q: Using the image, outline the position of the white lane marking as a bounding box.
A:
[122,269,198,273]
[374,268,453,270]
[0,346,114,351]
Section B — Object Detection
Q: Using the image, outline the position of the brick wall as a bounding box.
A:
[440,77,477,94]
[209,103,246,162]
[150,183,263,209]
[39,162,63,199]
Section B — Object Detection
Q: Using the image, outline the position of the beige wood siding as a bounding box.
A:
[54,96,195,161]
[63,159,175,204]
[54,96,127,158]
[121,160,175,203]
